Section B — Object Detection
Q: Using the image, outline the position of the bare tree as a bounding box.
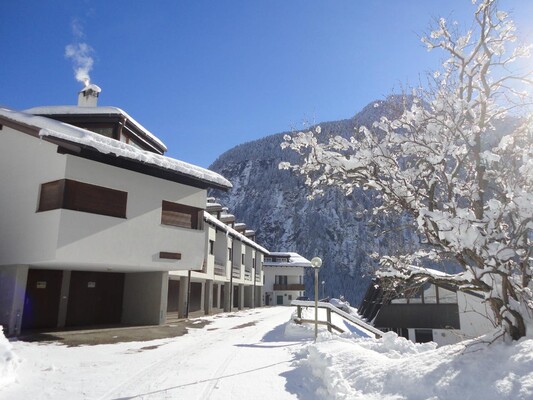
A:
[281,0,533,340]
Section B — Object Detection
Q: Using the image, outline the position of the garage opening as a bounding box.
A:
[22,269,63,330]
[167,279,180,312]
[66,271,124,327]
[189,282,202,312]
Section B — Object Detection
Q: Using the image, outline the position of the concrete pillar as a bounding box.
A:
[238,284,245,310]
[0,265,28,336]
[57,270,71,328]
[178,275,189,319]
[223,282,231,312]
[204,279,213,315]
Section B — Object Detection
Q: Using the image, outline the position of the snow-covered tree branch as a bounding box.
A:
[280,0,533,340]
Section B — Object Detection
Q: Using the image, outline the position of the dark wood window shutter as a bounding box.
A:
[161,200,201,229]
[38,179,127,218]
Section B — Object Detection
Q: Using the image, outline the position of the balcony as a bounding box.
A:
[244,270,252,280]
[214,261,226,276]
[232,265,241,279]
[273,284,305,291]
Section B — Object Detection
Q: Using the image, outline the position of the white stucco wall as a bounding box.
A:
[0,127,206,272]
[122,271,168,325]
[457,291,495,339]
[263,265,304,291]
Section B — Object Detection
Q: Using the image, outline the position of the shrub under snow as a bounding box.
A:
[0,327,18,389]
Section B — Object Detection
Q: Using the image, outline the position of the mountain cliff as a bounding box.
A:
[208,97,418,305]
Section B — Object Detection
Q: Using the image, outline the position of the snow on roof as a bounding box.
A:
[0,107,232,190]
[24,105,167,152]
[204,212,268,254]
[264,252,312,267]
[81,84,102,93]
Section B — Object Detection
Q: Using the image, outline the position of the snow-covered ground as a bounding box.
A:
[1,306,533,399]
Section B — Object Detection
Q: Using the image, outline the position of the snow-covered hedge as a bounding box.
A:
[298,332,533,400]
[0,327,18,389]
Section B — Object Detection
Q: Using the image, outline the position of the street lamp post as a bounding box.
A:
[310,257,322,341]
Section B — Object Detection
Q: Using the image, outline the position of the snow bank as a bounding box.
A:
[298,332,533,399]
[0,327,18,389]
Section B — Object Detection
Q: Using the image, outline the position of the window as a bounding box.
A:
[209,240,215,255]
[415,329,434,343]
[438,287,457,304]
[275,275,288,285]
[38,179,127,218]
[422,282,437,304]
[77,123,116,139]
[228,247,233,261]
[161,200,201,229]
[241,254,245,265]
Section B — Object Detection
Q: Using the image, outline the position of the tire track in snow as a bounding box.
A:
[95,317,258,399]
[97,308,295,400]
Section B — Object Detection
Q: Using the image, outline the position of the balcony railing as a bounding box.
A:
[273,284,305,291]
[244,270,252,280]
[232,265,241,279]
[214,261,226,276]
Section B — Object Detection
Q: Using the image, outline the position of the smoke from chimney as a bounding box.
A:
[65,19,95,88]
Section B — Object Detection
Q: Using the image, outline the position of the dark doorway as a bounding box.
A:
[276,295,283,305]
[22,269,63,330]
[212,284,218,308]
[66,271,124,327]
[233,285,239,308]
[189,282,202,312]
[167,279,180,312]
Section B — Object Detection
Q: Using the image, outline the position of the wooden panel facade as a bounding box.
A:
[38,179,127,218]
[161,200,201,229]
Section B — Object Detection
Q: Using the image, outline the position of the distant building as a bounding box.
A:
[167,198,268,318]
[359,272,495,346]
[263,252,311,306]
[0,86,232,336]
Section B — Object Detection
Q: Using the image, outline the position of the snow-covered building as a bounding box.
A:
[359,273,495,346]
[263,252,311,306]
[0,87,232,336]
[167,198,268,317]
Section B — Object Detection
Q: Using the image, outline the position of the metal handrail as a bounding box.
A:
[291,300,383,339]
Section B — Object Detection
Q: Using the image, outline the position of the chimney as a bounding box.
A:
[77,83,101,107]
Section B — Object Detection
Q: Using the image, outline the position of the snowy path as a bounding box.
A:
[1,307,316,400]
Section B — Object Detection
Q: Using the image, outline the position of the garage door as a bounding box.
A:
[22,269,63,330]
[189,282,202,312]
[167,279,180,312]
[66,271,124,327]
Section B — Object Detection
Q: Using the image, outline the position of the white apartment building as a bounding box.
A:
[167,199,267,318]
[263,252,311,306]
[0,86,232,336]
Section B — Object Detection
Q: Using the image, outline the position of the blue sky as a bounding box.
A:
[2,1,533,167]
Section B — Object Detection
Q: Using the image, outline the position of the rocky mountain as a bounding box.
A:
[208,97,420,306]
